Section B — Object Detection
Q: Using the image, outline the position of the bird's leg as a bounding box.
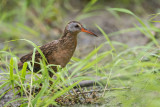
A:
[48,71,54,78]
[48,66,57,86]
[37,66,57,92]
[49,66,57,78]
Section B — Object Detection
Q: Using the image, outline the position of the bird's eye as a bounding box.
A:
[75,25,79,28]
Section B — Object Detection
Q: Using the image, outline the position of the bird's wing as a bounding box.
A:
[20,40,59,63]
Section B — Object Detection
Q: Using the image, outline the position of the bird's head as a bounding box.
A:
[66,21,98,37]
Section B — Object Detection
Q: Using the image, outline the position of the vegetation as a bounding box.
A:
[0,0,160,106]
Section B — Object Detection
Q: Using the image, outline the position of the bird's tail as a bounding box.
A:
[18,61,23,69]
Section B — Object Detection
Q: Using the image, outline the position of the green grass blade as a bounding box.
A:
[107,8,134,16]
[4,98,28,107]
[96,24,116,51]
[0,81,10,97]
[9,58,15,94]
[21,62,27,83]
[82,49,113,70]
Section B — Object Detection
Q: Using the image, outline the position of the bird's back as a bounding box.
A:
[19,40,59,71]
[19,35,77,72]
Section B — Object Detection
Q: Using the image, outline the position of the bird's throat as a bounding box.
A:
[60,32,77,50]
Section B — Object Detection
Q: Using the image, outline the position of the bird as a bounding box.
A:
[18,21,97,78]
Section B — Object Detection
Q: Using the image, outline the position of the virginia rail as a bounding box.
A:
[18,21,97,77]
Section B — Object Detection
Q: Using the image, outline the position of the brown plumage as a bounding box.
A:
[18,21,97,77]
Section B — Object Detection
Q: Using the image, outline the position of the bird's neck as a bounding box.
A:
[60,32,78,50]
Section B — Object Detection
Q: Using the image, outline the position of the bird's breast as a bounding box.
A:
[53,49,75,67]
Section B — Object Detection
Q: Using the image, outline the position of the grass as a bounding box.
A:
[0,0,160,106]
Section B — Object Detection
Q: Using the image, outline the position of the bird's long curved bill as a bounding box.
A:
[81,28,98,37]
